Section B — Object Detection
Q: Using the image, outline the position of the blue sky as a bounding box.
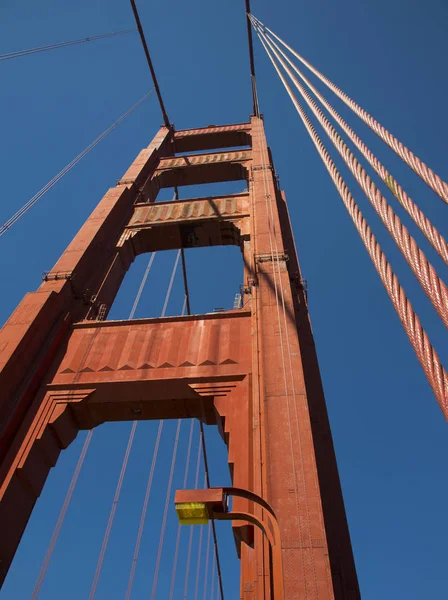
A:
[1,0,447,598]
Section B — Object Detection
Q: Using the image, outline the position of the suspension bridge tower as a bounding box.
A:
[0,110,360,598]
[4,1,448,598]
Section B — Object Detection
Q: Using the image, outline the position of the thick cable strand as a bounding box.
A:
[184,436,202,599]
[31,430,93,599]
[168,420,195,600]
[88,421,138,600]
[257,33,448,414]
[251,15,448,205]
[0,29,134,61]
[0,90,154,237]
[262,30,448,267]
[256,25,448,329]
[150,419,182,600]
[125,421,163,600]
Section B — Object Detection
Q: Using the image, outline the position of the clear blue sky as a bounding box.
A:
[1,0,447,598]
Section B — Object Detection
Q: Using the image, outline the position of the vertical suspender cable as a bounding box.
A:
[202,522,212,600]
[31,241,159,598]
[88,422,138,600]
[184,434,202,599]
[175,176,224,599]
[125,250,182,597]
[129,0,171,129]
[259,29,448,266]
[31,430,94,599]
[198,421,225,600]
[244,0,258,115]
[194,474,208,600]
[150,419,182,600]
[161,250,181,317]
[168,419,195,600]
[125,422,163,600]
[251,15,448,205]
[254,29,448,414]
[129,253,156,318]
[89,251,159,599]
[210,552,217,600]
[255,23,448,329]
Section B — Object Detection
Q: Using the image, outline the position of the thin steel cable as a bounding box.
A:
[256,24,448,329]
[210,554,216,600]
[198,422,225,600]
[126,251,182,596]
[30,430,94,599]
[129,253,156,319]
[203,522,212,600]
[0,29,134,61]
[90,241,160,598]
[88,421,138,600]
[261,30,448,267]
[168,419,195,600]
[184,433,202,599]
[251,15,448,206]
[194,474,207,600]
[125,421,163,599]
[0,90,154,237]
[194,526,205,600]
[150,419,182,600]
[161,250,181,317]
[256,31,448,415]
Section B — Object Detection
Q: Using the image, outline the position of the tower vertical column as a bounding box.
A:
[247,116,359,599]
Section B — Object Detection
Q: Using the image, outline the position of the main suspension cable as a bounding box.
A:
[30,430,94,599]
[0,90,154,237]
[251,15,448,205]
[255,22,448,329]
[255,29,448,415]
[260,28,448,267]
[0,29,134,62]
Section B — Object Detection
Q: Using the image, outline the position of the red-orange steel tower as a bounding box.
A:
[0,117,360,599]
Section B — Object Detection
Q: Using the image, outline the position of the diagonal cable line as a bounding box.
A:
[259,28,448,267]
[30,430,94,599]
[0,29,134,62]
[0,90,154,237]
[254,21,448,330]
[253,25,448,415]
[251,14,448,205]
